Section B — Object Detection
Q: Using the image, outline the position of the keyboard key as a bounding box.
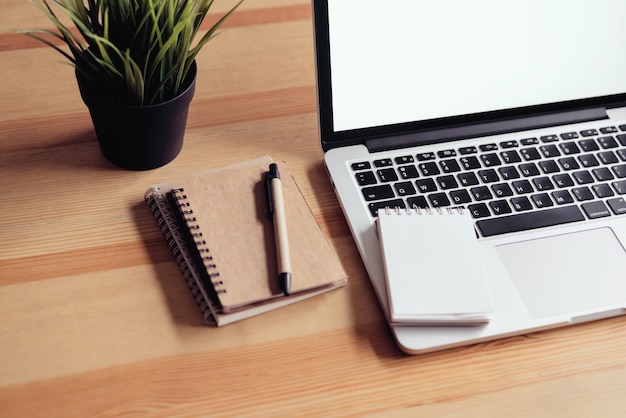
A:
[418,162,440,176]
[592,167,614,181]
[558,157,580,170]
[437,149,457,158]
[397,165,419,179]
[521,137,540,145]
[489,200,512,215]
[578,154,599,168]
[459,146,478,155]
[598,136,619,149]
[449,189,472,205]
[578,138,600,152]
[355,171,377,186]
[476,205,585,237]
[468,203,490,218]
[613,164,626,178]
[481,153,502,167]
[479,143,498,152]
[457,172,480,186]
[470,186,493,201]
[374,158,393,167]
[416,152,436,161]
[362,185,395,201]
[478,168,499,183]
[572,170,594,185]
[512,179,534,194]
[592,183,614,198]
[581,201,611,219]
[520,147,542,161]
[560,132,579,140]
[492,183,514,198]
[440,159,461,173]
[436,175,458,190]
[618,149,626,162]
[552,189,574,204]
[416,178,438,193]
[598,151,618,165]
[500,140,518,148]
[580,129,599,137]
[500,150,522,163]
[607,197,626,215]
[572,186,594,201]
[617,134,626,146]
[428,193,451,207]
[559,142,581,155]
[532,176,554,191]
[612,180,626,194]
[460,156,481,170]
[531,193,554,208]
[538,160,560,174]
[407,196,428,209]
[540,134,558,142]
[540,144,560,158]
[498,165,521,180]
[553,173,575,187]
[368,199,406,217]
[395,155,415,164]
[601,126,619,134]
[510,196,533,211]
[394,181,416,196]
[377,168,398,182]
[352,161,371,171]
[519,163,540,177]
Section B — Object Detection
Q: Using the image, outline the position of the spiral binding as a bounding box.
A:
[172,187,226,295]
[145,186,218,324]
[383,206,466,216]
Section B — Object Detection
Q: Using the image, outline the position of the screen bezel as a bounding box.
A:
[313,0,626,151]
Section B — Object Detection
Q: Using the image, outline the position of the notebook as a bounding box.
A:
[145,156,347,326]
[377,207,492,325]
[313,0,626,353]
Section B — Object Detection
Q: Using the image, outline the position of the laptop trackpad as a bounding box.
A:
[496,227,626,319]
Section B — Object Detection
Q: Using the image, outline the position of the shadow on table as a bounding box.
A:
[130,200,208,329]
[304,160,406,359]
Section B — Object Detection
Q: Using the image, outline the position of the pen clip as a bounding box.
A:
[264,163,280,217]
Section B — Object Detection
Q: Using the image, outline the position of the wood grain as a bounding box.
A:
[2,0,626,416]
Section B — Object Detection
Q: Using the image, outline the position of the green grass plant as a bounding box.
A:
[20,0,242,105]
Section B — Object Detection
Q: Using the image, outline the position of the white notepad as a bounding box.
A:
[377,207,493,325]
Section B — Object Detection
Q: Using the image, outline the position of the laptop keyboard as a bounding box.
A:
[352,125,626,237]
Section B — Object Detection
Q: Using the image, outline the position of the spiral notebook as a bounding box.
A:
[145,156,347,326]
[377,207,493,325]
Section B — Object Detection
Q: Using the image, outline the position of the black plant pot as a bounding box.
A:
[77,63,197,170]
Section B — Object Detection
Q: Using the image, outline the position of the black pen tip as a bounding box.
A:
[280,272,291,296]
[269,163,280,179]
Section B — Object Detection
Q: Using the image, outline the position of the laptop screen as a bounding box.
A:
[315,0,626,148]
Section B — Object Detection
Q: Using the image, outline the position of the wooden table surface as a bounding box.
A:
[2,0,626,416]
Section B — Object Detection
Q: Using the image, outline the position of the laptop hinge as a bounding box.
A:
[366,107,609,153]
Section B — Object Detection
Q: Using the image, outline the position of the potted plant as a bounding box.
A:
[20,0,242,170]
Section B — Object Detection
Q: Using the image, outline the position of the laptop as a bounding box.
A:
[313,0,626,354]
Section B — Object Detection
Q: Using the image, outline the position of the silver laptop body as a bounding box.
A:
[314,0,626,354]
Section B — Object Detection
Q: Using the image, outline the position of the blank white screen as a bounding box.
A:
[327,0,626,132]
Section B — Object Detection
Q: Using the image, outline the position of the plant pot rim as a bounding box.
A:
[76,61,197,110]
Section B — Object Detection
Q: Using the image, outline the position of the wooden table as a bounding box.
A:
[2,1,626,416]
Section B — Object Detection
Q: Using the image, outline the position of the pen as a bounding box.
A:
[265,163,292,295]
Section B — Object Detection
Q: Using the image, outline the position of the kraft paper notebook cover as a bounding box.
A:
[145,156,347,326]
[377,207,493,325]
